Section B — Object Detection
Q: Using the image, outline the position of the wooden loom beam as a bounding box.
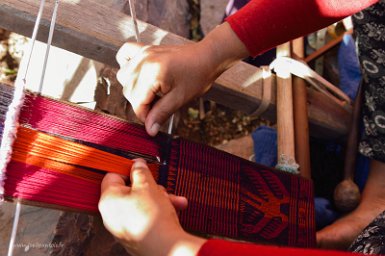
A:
[0,0,351,139]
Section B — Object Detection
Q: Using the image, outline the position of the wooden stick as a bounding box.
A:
[0,0,352,139]
[276,42,298,173]
[292,38,311,179]
[334,85,362,212]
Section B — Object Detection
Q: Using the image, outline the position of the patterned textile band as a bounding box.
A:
[0,83,315,247]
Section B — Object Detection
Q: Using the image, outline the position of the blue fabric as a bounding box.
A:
[251,126,277,167]
[315,197,339,230]
[338,34,362,101]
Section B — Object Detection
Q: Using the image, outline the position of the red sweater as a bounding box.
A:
[198,1,379,255]
[226,0,378,56]
[198,239,369,256]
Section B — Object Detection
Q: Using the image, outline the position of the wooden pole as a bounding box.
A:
[276,42,298,173]
[291,38,311,179]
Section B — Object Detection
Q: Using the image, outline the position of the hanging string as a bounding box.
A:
[128,0,140,43]
[7,201,21,256]
[23,0,47,79]
[38,0,60,94]
[3,1,60,255]
[0,0,46,202]
[1,0,61,196]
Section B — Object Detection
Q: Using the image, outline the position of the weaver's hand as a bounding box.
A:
[116,22,249,136]
[99,159,206,256]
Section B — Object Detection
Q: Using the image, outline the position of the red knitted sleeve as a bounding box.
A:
[226,0,378,56]
[197,239,368,256]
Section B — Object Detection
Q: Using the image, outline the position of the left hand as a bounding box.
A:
[116,22,250,136]
[98,159,206,256]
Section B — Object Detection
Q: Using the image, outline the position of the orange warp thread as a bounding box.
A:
[11,126,160,181]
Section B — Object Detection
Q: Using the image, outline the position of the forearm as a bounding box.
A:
[119,229,206,256]
[198,22,250,75]
[192,0,379,76]
[226,0,379,56]
[163,232,206,256]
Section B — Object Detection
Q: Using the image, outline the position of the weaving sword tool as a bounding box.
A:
[127,0,175,187]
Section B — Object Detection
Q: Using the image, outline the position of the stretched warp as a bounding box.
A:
[0,83,315,247]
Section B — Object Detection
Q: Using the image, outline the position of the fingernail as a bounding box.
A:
[133,159,147,168]
[133,158,146,164]
[149,123,160,136]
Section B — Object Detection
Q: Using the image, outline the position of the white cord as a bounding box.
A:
[128,0,140,43]
[38,0,60,94]
[7,201,21,256]
[23,0,46,81]
[0,0,46,202]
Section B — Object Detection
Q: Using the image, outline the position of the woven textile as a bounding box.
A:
[0,83,315,247]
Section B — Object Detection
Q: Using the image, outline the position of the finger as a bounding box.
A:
[145,92,182,136]
[130,159,157,189]
[118,60,166,123]
[123,69,162,122]
[158,185,188,211]
[169,194,188,211]
[130,63,170,122]
[116,41,146,67]
[101,173,127,195]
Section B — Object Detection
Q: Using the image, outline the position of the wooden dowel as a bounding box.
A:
[292,37,311,179]
[276,43,297,173]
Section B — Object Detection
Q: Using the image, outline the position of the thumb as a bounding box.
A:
[116,41,146,67]
[144,92,180,136]
[130,159,157,189]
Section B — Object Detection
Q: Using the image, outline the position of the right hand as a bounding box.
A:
[116,22,250,136]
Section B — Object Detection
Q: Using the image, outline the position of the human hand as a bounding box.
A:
[98,159,206,256]
[116,22,249,136]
